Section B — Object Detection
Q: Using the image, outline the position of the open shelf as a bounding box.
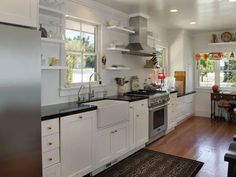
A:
[107,26,135,34]
[41,66,67,70]
[39,5,65,17]
[106,67,130,71]
[208,42,236,46]
[41,38,65,44]
[106,47,130,52]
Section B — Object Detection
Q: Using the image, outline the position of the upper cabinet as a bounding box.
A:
[0,0,38,28]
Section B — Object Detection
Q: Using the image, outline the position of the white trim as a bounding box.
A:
[68,0,129,19]
[129,13,150,19]
[65,15,101,26]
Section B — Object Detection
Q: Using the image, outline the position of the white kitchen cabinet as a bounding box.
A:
[43,163,61,177]
[176,93,195,123]
[60,111,96,177]
[0,0,38,27]
[42,118,60,177]
[94,122,129,168]
[129,99,149,150]
[167,93,177,132]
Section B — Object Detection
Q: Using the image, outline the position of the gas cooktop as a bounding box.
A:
[126,89,167,96]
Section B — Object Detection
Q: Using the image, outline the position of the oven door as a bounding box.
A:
[149,103,168,139]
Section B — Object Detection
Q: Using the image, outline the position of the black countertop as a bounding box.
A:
[177,91,196,97]
[41,96,147,121]
[170,90,178,94]
[106,95,148,102]
[41,102,97,121]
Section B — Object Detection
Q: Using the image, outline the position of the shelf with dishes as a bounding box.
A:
[208,42,236,46]
[39,5,66,17]
[106,65,130,71]
[41,66,67,70]
[107,25,135,34]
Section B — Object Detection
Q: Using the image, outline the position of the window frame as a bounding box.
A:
[62,17,101,88]
[196,53,236,90]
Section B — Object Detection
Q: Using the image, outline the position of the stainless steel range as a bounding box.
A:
[126,89,170,144]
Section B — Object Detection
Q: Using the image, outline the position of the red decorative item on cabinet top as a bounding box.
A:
[158,73,166,80]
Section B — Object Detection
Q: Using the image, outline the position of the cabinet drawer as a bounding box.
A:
[43,163,61,177]
[42,148,60,168]
[42,134,60,153]
[130,99,148,110]
[42,119,59,137]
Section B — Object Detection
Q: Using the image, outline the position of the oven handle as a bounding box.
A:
[149,102,169,111]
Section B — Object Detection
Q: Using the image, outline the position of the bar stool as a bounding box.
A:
[218,101,231,120]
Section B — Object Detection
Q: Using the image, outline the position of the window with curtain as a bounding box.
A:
[197,52,236,88]
[65,19,98,87]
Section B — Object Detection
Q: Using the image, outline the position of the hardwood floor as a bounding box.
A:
[147,117,236,177]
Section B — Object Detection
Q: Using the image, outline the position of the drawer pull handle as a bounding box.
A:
[79,116,83,119]
[47,127,52,130]
[141,104,144,106]
[137,115,139,117]
[129,106,133,109]
[48,142,53,146]
[111,130,118,134]
[48,158,53,161]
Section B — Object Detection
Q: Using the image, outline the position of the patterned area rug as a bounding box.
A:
[95,149,204,177]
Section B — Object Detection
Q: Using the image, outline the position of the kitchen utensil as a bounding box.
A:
[115,77,129,86]
[130,76,140,91]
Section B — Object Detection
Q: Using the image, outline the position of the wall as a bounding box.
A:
[41,0,169,106]
[168,29,194,93]
[193,31,236,117]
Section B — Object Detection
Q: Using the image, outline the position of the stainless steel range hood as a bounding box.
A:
[122,16,156,57]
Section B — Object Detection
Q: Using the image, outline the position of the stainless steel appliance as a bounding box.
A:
[126,90,170,144]
[0,24,41,177]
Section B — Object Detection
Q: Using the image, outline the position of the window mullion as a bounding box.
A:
[215,60,220,86]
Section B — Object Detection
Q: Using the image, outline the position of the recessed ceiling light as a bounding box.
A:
[190,22,196,25]
[229,0,236,2]
[170,9,178,13]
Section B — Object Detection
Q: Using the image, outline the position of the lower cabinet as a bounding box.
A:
[42,118,60,177]
[60,111,96,177]
[176,93,195,123]
[93,122,129,168]
[43,163,61,177]
[167,93,177,132]
[129,99,149,150]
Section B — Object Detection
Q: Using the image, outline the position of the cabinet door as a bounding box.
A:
[43,164,61,177]
[0,0,38,27]
[129,105,135,150]
[134,108,149,147]
[111,124,129,159]
[61,111,96,177]
[94,129,112,168]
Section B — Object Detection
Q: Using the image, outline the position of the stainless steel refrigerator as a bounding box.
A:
[0,24,42,177]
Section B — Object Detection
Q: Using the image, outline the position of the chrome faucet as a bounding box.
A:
[77,85,85,103]
[89,72,102,101]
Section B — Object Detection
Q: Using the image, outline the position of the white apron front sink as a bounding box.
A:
[89,100,129,128]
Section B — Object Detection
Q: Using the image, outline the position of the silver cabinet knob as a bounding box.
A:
[47,127,52,130]
[48,142,53,146]
[79,116,83,119]
[48,158,53,161]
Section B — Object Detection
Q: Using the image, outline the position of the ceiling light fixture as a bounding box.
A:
[170,9,178,13]
[229,0,236,2]
[190,22,196,25]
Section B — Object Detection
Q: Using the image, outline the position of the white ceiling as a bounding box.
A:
[95,0,236,31]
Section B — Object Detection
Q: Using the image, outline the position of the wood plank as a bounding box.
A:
[147,117,236,177]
